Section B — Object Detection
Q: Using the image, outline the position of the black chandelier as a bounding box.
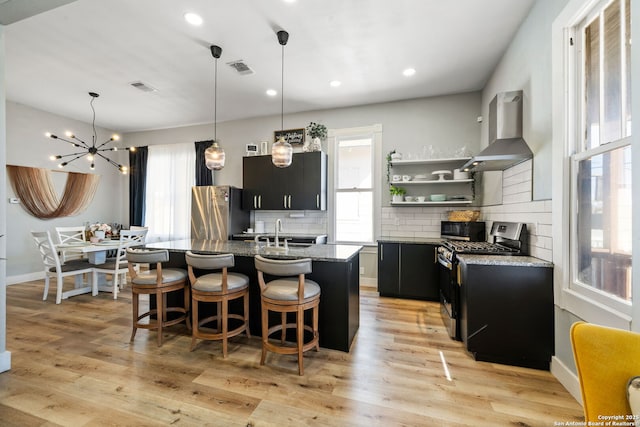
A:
[47,92,133,174]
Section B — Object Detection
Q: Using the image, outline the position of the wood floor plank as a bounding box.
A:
[1,280,584,426]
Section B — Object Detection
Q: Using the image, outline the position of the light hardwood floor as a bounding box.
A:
[1,278,584,426]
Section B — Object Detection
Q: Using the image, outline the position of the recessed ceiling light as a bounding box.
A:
[266,89,277,96]
[184,12,203,26]
[283,0,297,3]
[403,68,416,77]
[330,80,342,87]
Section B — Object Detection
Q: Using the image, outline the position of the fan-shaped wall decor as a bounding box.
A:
[7,165,100,219]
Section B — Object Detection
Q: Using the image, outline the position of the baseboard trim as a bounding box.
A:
[359,277,377,288]
[551,355,582,406]
[0,350,11,373]
[7,272,43,285]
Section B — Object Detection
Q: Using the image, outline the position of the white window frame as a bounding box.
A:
[327,124,382,245]
[552,0,635,329]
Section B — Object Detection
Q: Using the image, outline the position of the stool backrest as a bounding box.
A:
[126,248,169,264]
[254,255,312,276]
[186,251,234,270]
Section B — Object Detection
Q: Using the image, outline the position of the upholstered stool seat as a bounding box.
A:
[186,251,250,357]
[254,255,320,375]
[126,248,190,347]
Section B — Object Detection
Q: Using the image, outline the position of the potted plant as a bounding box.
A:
[306,122,327,152]
[389,185,406,203]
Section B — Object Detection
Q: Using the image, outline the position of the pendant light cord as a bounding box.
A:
[214,56,218,142]
[90,96,97,147]
[281,43,284,131]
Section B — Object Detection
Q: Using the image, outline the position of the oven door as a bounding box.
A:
[438,253,461,341]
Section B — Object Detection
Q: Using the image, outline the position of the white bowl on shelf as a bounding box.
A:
[416,196,426,202]
[432,170,452,181]
[404,196,414,202]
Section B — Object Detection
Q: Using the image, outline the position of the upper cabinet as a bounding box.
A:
[243,152,327,211]
[388,157,475,206]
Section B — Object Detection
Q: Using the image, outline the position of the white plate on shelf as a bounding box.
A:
[432,170,452,181]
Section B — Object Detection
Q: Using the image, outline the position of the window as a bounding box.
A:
[329,125,382,244]
[144,142,195,242]
[554,0,632,321]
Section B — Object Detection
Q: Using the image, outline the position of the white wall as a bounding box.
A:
[482,0,570,202]
[1,23,12,373]
[6,101,128,280]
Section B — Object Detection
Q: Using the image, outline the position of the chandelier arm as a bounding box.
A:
[96,152,123,168]
[96,138,115,149]
[56,151,89,159]
[70,135,91,149]
[53,136,88,149]
[60,153,88,165]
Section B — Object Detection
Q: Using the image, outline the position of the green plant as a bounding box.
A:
[389,185,406,196]
[386,149,396,183]
[306,122,327,140]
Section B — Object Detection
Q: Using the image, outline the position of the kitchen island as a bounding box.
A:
[146,239,362,352]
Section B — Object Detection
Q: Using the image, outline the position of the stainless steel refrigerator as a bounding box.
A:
[191,186,249,240]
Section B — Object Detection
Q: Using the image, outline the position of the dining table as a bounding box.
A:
[56,240,122,298]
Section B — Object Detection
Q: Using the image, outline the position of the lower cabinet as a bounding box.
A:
[377,241,439,300]
[459,259,554,370]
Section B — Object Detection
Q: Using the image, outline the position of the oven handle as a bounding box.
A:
[437,256,452,270]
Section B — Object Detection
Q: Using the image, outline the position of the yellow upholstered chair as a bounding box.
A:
[570,321,640,421]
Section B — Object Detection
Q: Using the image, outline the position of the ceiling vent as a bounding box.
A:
[129,81,158,92]
[227,60,254,76]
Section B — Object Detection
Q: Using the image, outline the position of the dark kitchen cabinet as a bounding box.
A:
[459,259,554,370]
[377,241,439,300]
[242,152,327,210]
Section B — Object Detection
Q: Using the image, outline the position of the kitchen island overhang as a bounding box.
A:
[146,239,362,352]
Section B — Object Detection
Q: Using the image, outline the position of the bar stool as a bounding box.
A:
[185,251,250,357]
[254,255,320,375]
[126,248,190,347]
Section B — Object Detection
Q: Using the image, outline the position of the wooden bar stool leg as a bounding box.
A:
[261,306,268,365]
[222,297,229,358]
[190,297,199,351]
[130,291,138,342]
[157,290,164,347]
[184,286,191,331]
[216,302,222,333]
[244,292,251,338]
[313,305,320,351]
[281,312,286,344]
[297,306,304,376]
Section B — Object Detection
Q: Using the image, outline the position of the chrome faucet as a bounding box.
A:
[275,218,283,248]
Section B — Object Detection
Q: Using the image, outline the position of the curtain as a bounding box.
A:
[129,146,148,227]
[195,140,214,186]
[144,142,195,242]
[7,165,100,218]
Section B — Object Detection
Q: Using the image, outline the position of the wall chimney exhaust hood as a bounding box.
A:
[462,90,532,172]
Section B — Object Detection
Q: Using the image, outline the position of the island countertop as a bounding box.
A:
[147,239,362,262]
[145,239,362,352]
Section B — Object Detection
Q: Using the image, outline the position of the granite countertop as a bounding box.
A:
[233,232,327,240]
[457,254,553,267]
[377,237,443,244]
[147,239,362,262]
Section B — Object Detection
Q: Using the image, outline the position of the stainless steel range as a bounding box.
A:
[438,221,527,340]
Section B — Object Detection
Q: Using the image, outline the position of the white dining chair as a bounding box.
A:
[92,228,148,299]
[32,230,94,304]
[55,226,88,263]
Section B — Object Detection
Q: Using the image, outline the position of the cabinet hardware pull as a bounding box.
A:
[316,194,319,208]
[253,195,257,209]
[380,244,383,261]
[283,195,287,208]
[258,195,261,209]
[288,195,292,208]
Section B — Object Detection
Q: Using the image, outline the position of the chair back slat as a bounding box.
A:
[31,231,62,270]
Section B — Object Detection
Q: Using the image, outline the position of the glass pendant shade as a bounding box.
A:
[205,141,225,170]
[272,136,293,168]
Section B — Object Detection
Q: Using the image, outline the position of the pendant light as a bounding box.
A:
[271,30,293,168]
[205,45,225,170]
